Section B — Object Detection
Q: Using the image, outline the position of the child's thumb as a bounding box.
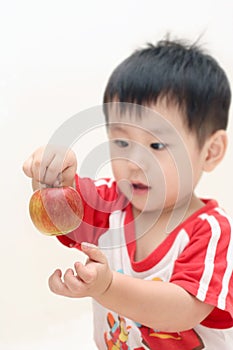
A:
[81,242,106,264]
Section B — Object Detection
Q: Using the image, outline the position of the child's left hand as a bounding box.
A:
[48,243,113,298]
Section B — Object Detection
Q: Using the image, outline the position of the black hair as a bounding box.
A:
[103,38,231,146]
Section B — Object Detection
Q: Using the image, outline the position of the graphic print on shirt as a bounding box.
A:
[138,324,204,350]
[104,312,132,349]
[104,311,204,350]
[103,277,205,349]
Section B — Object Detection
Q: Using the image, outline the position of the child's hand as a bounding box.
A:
[23,146,77,190]
[48,243,113,299]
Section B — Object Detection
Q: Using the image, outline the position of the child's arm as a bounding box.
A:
[48,243,214,333]
[23,146,77,190]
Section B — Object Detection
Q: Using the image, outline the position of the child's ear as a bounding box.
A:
[203,130,228,172]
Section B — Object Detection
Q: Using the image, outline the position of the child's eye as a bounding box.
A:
[150,142,166,150]
[114,139,129,148]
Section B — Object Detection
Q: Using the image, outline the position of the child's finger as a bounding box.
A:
[22,156,33,177]
[30,147,47,184]
[60,164,77,187]
[41,147,76,186]
[81,242,106,264]
[48,269,69,295]
[74,262,96,284]
[40,153,62,186]
[63,268,82,290]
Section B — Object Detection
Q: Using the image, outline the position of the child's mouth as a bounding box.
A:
[131,182,150,195]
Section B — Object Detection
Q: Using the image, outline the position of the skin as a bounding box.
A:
[23,100,228,332]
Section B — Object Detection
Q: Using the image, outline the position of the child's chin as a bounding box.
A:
[132,200,163,214]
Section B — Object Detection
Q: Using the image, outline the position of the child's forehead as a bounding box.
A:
[106,103,180,136]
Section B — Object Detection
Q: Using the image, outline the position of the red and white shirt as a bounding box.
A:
[57,176,233,349]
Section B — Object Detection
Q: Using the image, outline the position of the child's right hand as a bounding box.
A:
[23,146,77,190]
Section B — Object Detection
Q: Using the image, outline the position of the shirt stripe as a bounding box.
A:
[215,208,233,310]
[94,178,115,188]
[197,213,221,301]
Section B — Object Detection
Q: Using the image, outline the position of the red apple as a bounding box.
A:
[29,186,84,235]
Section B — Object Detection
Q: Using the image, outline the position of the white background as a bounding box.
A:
[1,0,233,349]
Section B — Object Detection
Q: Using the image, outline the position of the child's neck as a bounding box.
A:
[132,194,204,262]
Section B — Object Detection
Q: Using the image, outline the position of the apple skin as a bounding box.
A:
[29,186,84,236]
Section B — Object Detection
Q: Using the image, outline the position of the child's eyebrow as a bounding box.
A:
[108,123,173,136]
[150,126,174,136]
[108,124,127,132]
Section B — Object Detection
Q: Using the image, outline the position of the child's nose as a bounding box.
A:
[127,146,151,171]
[127,158,143,171]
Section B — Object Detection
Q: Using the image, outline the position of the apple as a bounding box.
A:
[29,186,84,235]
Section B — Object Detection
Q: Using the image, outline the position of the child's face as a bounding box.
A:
[107,100,207,215]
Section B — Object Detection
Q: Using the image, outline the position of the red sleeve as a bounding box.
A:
[170,208,233,328]
[57,175,128,250]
